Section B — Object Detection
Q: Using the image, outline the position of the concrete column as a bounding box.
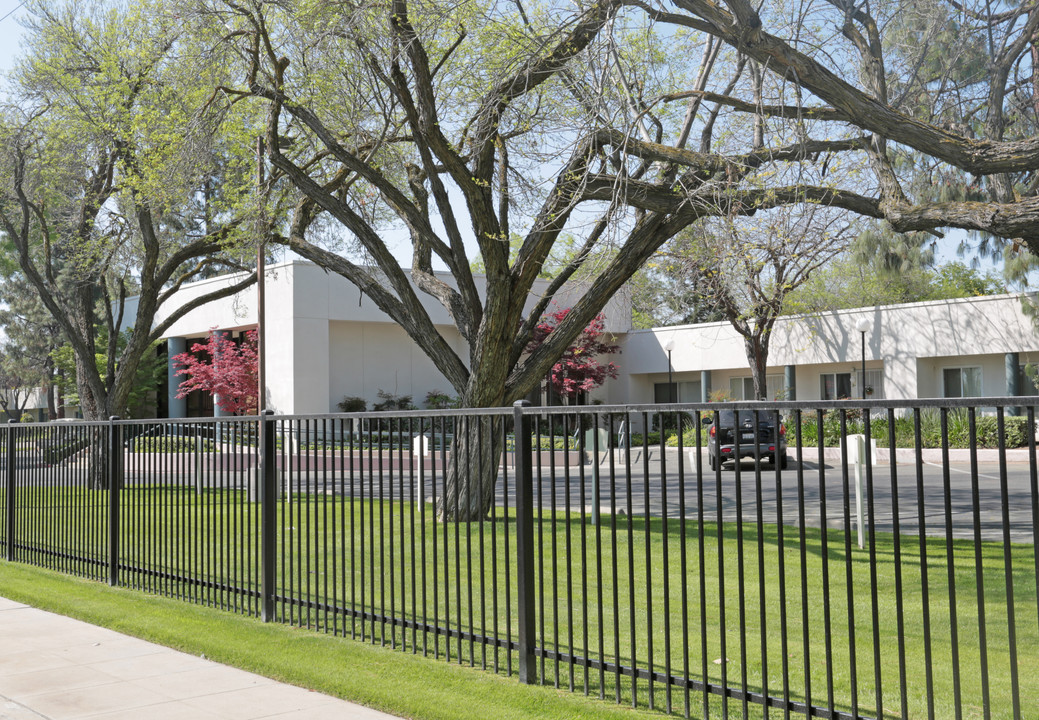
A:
[213,330,232,417]
[700,370,711,403]
[1006,352,1021,416]
[784,365,797,401]
[167,337,188,419]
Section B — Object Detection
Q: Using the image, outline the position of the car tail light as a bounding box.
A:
[779,423,786,436]
[709,425,716,437]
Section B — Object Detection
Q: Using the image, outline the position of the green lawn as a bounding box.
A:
[3,483,1036,719]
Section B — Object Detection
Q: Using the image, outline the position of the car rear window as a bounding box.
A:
[714,409,736,425]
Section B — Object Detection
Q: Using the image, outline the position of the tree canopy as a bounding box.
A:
[0,0,262,420]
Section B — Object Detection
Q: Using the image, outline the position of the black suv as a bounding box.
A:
[707,408,788,470]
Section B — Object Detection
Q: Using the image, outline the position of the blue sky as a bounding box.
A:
[0,1,26,74]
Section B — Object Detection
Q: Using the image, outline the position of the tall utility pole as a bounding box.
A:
[256,136,266,413]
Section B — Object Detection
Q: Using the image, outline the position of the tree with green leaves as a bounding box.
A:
[51,332,166,420]
[0,262,64,419]
[783,257,1010,315]
[674,208,855,399]
[0,0,262,430]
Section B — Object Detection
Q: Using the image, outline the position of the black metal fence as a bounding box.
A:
[1,398,1036,720]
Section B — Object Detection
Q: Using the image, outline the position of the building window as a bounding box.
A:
[654,382,677,403]
[654,380,702,403]
[943,367,982,398]
[820,372,852,400]
[729,375,784,400]
[1018,366,1039,396]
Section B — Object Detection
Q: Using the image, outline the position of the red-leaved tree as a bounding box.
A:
[173,329,259,415]
[527,309,620,403]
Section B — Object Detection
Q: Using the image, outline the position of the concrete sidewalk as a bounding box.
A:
[0,597,398,720]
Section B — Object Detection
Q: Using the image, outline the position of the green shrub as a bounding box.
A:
[794,410,1029,449]
[130,436,213,453]
[336,396,367,412]
[372,390,415,412]
[666,426,710,447]
[424,390,460,410]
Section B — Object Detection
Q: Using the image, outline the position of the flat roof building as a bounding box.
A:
[146,261,1039,416]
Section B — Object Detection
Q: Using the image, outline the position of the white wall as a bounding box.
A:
[149,260,632,414]
[618,294,1039,404]
[327,320,464,410]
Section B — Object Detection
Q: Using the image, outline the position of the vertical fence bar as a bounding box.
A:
[794,409,812,714]
[513,400,536,684]
[5,421,14,562]
[913,408,936,720]
[753,408,769,719]
[817,408,834,716]
[561,413,573,691]
[733,408,748,718]
[772,408,789,718]
[535,415,545,681]
[1029,405,1039,642]
[995,408,1021,719]
[695,410,709,720]
[838,410,859,719]
[864,410,883,720]
[260,410,276,622]
[108,418,122,587]
[716,406,729,719]
[886,406,909,720]
[940,408,964,720]
[968,408,992,720]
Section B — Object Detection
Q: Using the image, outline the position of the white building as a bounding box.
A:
[148,260,1039,416]
[150,260,632,416]
[611,293,1039,406]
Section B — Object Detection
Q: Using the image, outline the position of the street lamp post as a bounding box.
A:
[855,318,871,400]
[665,340,676,403]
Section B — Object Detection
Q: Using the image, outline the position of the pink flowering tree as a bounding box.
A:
[527,309,620,403]
[172,329,259,415]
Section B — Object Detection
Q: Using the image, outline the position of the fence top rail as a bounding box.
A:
[3,395,1037,431]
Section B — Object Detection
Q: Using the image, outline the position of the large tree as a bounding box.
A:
[205,0,706,518]
[0,0,262,430]
[675,209,855,399]
[191,0,1039,518]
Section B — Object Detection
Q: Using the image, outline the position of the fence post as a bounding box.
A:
[512,400,537,684]
[108,417,122,587]
[5,420,17,562]
[260,410,276,622]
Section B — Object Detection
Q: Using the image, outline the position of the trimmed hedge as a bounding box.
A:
[130,436,214,453]
[632,410,1031,450]
[796,410,1030,449]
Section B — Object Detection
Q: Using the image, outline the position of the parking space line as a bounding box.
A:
[923,461,1000,481]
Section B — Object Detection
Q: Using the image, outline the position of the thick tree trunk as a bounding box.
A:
[86,428,110,490]
[76,378,117,490]
[745,334,770,400]
[437,414,506,521]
